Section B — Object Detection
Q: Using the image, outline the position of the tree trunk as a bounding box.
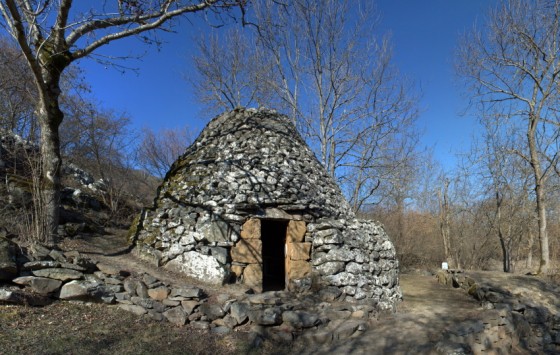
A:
[528,117,549,275]
[495,191,511,273]
[438,179,455,268]
[526,230,534,269]
[36,91,64,247]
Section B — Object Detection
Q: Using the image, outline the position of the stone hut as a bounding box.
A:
[132,108,401,309]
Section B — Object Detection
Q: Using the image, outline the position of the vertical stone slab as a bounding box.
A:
[243,264,263,292]
[287,220,306,243]
[288,242,311,261]
[288,260,312,279]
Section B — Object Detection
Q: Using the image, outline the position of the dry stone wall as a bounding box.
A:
[436,270,560,354]
[132,108,401,310]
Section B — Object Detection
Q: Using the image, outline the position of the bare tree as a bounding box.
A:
[137,126,192,179]
[457,0,560,274]
[191,28,274,114]
[0,0,245,245]
[0,37,37,139]
[192,0,420,210]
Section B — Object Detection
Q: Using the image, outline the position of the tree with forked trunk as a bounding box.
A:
[0,0,245,245]
[457,0,560,275]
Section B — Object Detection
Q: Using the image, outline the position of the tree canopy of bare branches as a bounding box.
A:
[0,0,245,245]
[456,0,560,274]
[192,0,421,211]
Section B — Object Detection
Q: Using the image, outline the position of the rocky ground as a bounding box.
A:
[1,230,559,354]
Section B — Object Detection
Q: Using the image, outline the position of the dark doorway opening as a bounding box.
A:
[261,220,288,291]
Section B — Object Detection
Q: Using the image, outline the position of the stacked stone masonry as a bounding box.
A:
[436,270,560,354]
[132,108,401,310]
[0,244,382,343]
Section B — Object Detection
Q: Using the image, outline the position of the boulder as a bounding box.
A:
[12,276,62,294]
[165,252,228,285]
[198,303,225,321]
[163,306,187,326]
[230,302,250,324]
[59,280,90,299]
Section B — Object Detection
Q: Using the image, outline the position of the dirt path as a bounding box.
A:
[305,274,484,354]
[61,232,491,354]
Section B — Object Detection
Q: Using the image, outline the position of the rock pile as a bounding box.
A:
[436,270,560,354]
[133,108,401,310]
[0,241,380,343]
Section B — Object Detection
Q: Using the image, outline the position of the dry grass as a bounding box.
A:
[0,301,286,355]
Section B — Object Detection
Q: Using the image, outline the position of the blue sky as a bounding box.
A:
[78,0,497,169]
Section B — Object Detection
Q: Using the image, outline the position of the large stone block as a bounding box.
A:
[13,276,62,294]
[243,263,262,291]
[287,220,306,243]
[288,260,311,279]
[231,239,262,264]
[32,268,83,281]
[240,218,261,239]
[288,242,311,261]
[165,251,228,285]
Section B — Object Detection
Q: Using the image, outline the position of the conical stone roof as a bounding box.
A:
[160,108,353,220]
[133,108,401,309]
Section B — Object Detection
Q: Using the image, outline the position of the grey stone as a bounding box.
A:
[181,300,199,315]
[32,268,83,281]
[147,309,165,321]
[142,274,159,286]
[123,279,139,296]
[282,311,320,328]
[131,296,154,309]
[59,262,86,272]
[170,287,203,299]
[165,252,228,285]
[119,304,148,316]
[0,286,51,306]
[136,281,149,298]
[21,260,60,271]
[316,261,345,275]
[198,303,225,321]
[0,237,17,281]
[248,307,283,325]
[230,302,250,324]
[333,320,366,340]
[163,306,187,325]
[59,280,90,299]
[96,263,122,276]
[318,287,343,301]
[191,321,210,330]
[209,247,228,265]
[12,276,62,294]
[211,326,231,334]
[48,249,67,263]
